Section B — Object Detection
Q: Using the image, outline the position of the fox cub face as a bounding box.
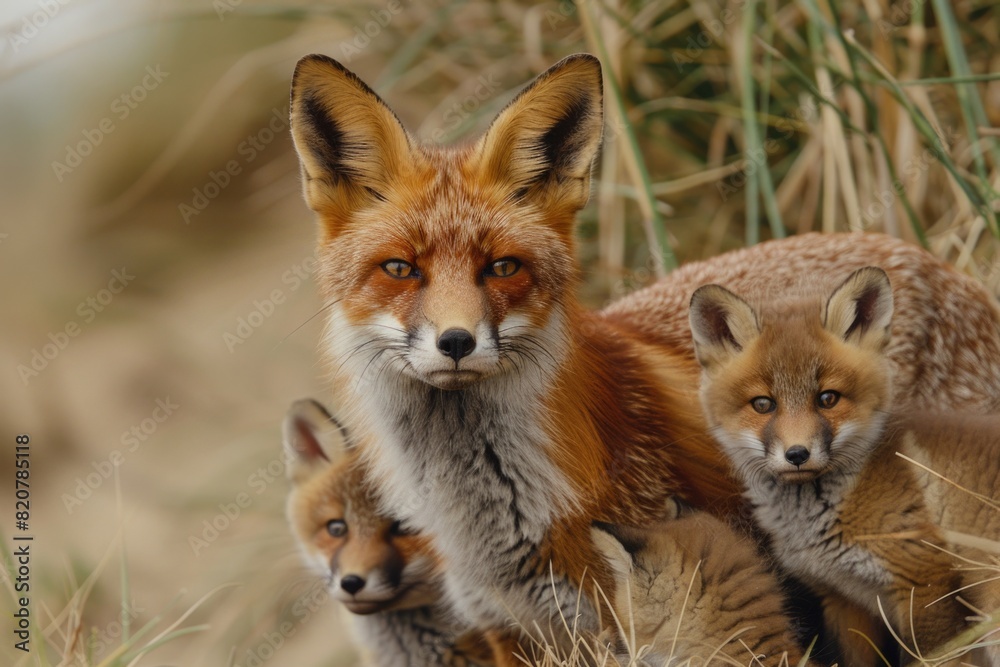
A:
[689,267,895,482]
[289,55,604,390]
[284,399,439,614]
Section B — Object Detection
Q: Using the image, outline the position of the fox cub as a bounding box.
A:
[593,502,818,667]
[289,49,1000,663]
[283,399,490,667]
[689,267,1000,666]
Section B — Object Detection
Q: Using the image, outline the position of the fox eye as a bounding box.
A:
[817,390,841,409]
[326,519,347,537]
[389,520,415,537]
[485,257,521,278]
[750,396,776,414]
[381,259,417,279]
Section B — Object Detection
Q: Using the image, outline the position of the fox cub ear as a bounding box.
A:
[473,54,604,223]
[689,284,760,370]
[282,398,350,484]
[591,523,641,583]
[823,267,893,351]
[289,55,415,229]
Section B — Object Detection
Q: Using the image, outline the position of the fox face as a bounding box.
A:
[689,267,895,483]
[289,55,603,391]
[283,399,439,614]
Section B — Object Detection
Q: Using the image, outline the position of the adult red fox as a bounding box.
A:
[689,268,1000,665]
[288,52,1000,662]
[284,398,490,666]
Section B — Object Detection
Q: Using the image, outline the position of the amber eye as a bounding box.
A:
[485,257,521,278]
[389,520,414,537]
[381,259,417,279]
[326,519,347,537]
[817,390,841,409]
[750,396,776,414]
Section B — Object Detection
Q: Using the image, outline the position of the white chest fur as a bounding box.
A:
[365,379,582,626]
[748,476,892,615]
[328,308,585,632]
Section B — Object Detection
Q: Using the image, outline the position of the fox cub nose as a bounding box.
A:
[437,328,476,362]
[340,575,366,595]
[784,446,810,466]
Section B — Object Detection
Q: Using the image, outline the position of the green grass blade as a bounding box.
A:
[929,0,1000,181]
[375,0,462,92]
[578,0,677,273]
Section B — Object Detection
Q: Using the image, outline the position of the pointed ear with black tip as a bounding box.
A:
[823,267,894,351]
[689,284,760,371]
[471,54,604,229]
[282,398,350,484]
[289,55,416,233]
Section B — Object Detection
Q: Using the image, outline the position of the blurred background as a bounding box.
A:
[1,0,998,665]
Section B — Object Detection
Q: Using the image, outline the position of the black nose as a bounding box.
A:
[437,328,475,362]
[340,575,365,595]
[785,446,810,466]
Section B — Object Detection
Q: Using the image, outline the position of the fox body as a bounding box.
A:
[290,53,742,659]
[610,232,1000,414]
[689,268,1000,665]
[284,399,490,667]
[288,52,1000,660]
[593,505,817,667]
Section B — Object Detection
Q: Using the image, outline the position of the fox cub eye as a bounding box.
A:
[485,257,521,278]
[381,259,417,279]
[750,396,776,414]
[817,391,840,409]
[326,519,348,537]
[389,520,415,537]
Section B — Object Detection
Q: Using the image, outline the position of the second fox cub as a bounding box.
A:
[690,267,1000,666]
[284,399,490,666]
[593,504,816,667]
[288,48,1000,662]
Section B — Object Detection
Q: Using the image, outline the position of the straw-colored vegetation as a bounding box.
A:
[2,0,998,665]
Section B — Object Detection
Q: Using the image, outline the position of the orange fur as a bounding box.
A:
[691,270,1000,666]
[288,53,1000,663]
[284,399,492,666]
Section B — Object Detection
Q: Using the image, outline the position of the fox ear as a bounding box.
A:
[823,267,893,350]
[282,398,350,484]
[289,55,415,232]
[689,284,760,370]
[590,523,640,583]
[472,54,603,226]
